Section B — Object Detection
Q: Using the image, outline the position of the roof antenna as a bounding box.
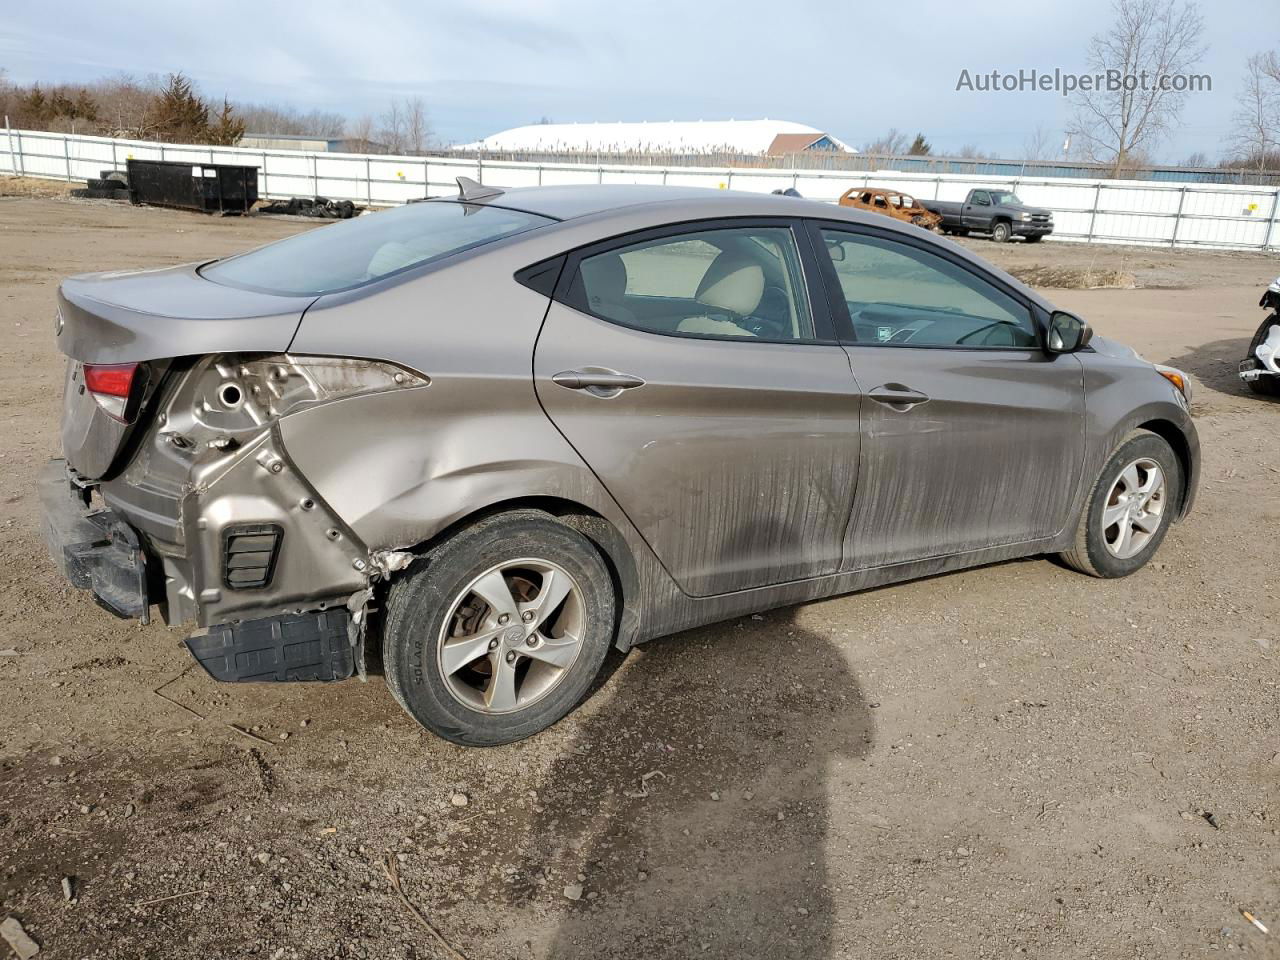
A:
[456,176,504,202]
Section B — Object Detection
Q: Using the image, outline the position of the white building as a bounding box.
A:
[454,119,854,155]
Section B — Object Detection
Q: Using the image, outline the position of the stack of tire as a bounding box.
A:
[70,170,130,201]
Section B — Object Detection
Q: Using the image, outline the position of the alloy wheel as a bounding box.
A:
[436,558,586,714]
[1101,457,1166,559]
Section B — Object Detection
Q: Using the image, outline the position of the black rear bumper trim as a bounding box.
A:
[40,458,150,622]
[184,609,354,682]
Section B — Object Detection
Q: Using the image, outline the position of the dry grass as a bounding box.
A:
[0,176,80,198]
[1009,264,1138,289]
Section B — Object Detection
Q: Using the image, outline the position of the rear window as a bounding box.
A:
[201,201,553,296]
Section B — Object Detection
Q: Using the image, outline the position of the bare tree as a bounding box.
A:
[1021,125,1056,161]
[1181,150,1210,167]
[379,100,406,154]
[862,128,909,155]
[236,103,346,138]
[404,96,430,153]
[1067,0,1206,175]
[89,73,162,138]
[1229,51,1280,172]
[956,144,994,160]
[1265,49,1280,88]
[348,114,377,152]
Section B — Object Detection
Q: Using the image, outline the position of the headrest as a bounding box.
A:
[581,253,628,303]
[695,253,764,317]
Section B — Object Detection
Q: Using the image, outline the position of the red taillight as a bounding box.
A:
[84,362,137,397]
[83,362,139,422]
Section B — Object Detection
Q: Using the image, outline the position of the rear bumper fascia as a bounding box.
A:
[40,458,150,622]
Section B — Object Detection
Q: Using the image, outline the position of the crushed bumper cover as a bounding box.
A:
[1238,358,1275,382]
[40,458,150,622]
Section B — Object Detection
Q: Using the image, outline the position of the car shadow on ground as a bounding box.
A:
[486,608,872,959]
[1166,334,1276,402]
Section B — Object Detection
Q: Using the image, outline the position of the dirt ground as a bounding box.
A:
[1,195,1278,960]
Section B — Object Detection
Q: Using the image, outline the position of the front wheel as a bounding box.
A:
[1060,431,1182,578]
[383,511,617,746]
[991,221,1012,243]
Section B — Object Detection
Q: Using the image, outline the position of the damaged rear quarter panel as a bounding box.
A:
[278,223,682,644]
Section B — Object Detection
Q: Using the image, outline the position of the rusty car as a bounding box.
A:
[838,187,943,230]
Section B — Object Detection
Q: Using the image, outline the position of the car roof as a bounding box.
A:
[427,184,1056,315]
[456,183,839,222]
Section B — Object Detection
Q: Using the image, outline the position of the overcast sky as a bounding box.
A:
[1,0,1267,161]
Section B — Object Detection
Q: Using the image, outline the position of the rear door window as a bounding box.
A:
[564,226,816,342]
[202,201,553,296]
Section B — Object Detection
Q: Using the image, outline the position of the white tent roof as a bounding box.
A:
[454,119,854,154]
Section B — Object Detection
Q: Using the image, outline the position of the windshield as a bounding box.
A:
[990,191,1023,205]
[202,201,553,296]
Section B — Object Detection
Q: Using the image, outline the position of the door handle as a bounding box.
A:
[868,384,930,411]
[552,370,646,392]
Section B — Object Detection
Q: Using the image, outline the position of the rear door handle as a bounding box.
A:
[552,370,646,392]
[868,384,930,411]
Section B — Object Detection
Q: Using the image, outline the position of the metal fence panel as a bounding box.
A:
[3,128,1278,251]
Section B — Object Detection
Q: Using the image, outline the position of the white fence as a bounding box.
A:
[4,128,1279,251]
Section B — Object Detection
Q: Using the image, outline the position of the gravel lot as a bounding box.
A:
[1,192,1278,960]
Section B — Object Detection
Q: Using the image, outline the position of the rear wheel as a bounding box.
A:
[991,221,1012,243]
[1060,431,1181,578]
[383,511,616,746]
[1244,314,1280,397]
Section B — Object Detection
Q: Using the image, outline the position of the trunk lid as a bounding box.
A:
[56,263,316,479]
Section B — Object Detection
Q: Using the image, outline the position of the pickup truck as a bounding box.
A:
[924,189,1054,243]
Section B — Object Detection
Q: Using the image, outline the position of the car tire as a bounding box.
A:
[70,187,129,200]
[991,221,1012,243]
[1060,430,1182,578]
[383,510,617,746]
[1244,314,1280,397]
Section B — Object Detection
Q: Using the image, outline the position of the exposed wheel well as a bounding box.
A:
[395,497,640,650]
[1136,419,1193,518]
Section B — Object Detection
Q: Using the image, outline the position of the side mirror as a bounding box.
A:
[1046,310,1093,353]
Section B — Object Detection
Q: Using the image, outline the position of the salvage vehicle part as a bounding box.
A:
[42,179,1200,745]
[1238,276,1280,397]
[838,187,942,231]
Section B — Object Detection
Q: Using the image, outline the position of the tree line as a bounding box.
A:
[0,72,246,145]
[0,69,433,155]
